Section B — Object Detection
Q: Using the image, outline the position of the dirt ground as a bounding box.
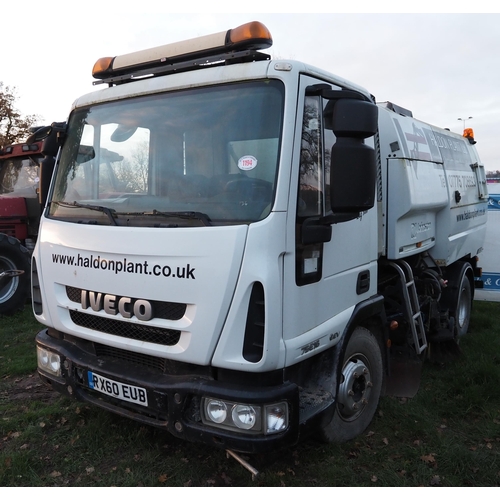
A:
[0,372,59,403]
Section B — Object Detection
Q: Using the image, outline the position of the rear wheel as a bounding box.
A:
[454,271,472,338]
[317,327,383,443]
[0,234,31,316]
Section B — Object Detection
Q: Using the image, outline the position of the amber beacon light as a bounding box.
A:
[463,128,476,144]
[92,21,273,80]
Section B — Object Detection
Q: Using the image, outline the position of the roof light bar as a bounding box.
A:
[92,21,272,80]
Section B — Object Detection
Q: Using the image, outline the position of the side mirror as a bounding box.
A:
[39,156,55,208]
[328,99,378,215]
[301,217,332,245]
[27,122,67,157]
[77,145,96,163]
[35,122,66,207]
[26,125,51,144]
[111,125,137,142]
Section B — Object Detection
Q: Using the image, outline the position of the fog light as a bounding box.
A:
[265,403,288,434]
[232,404,257,430]
[206,399,227,424]
[37,347,61,377]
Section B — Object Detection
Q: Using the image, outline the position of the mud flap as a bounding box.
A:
[427,339,462,364]
[384,353,422,398]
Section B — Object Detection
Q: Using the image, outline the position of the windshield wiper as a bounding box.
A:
[51,201,118,226]
[127,210,212,227]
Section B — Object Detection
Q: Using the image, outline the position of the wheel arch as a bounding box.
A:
[440,259,474,311]
[315,296,387,443]
[440,259,475,338]
[441,259,474,298]
[335,294,389,389]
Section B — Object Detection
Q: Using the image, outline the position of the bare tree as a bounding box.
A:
[0,82,40,148]
[131,141,149,192]
[113,141,149,193]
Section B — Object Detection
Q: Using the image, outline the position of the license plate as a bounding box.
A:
[88,371,148,407]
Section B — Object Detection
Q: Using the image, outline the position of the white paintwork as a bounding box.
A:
[35,52,487,374]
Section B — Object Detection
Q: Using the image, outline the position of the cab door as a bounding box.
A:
[282,75,379,366]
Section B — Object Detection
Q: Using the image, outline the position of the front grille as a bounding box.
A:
[93,342,213,377]
[66,286,187,320]
[95,343,169,372]
[69,310,181,346]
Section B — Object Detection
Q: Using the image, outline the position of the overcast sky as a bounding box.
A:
[3,2,499,171]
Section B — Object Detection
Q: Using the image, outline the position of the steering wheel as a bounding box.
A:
[224,178,272,200]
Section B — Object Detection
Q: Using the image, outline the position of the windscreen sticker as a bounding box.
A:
[238,155,258,171]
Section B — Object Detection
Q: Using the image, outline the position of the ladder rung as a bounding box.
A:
[389,261,428,354]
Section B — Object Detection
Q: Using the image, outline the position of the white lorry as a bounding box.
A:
[32,21,488,453]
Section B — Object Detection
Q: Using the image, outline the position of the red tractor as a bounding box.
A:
[0,140,44,315]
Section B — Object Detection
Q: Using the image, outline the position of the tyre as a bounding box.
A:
[317,327,383,443]
[0,234,31,316]
[454,271,472,338]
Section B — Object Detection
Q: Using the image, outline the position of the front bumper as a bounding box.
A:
[36,328,306,453]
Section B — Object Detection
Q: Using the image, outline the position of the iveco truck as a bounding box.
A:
[31,21,488,454]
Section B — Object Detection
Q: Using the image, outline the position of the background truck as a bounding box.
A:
[0,140,44,315]
[31,21,488,454]
[474,181,500,302]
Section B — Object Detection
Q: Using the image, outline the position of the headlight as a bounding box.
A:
[37,346,61,377]
[206,399,227,424]
[202,397,288,435]
[265,403,288,434]
[232,405,257,430]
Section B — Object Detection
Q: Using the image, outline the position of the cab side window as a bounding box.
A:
[295,94,335,286]
[297,95,336,219]
[298,96,323,218]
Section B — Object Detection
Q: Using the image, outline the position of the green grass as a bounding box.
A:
[1,302,499,486]
[0,307,38,378]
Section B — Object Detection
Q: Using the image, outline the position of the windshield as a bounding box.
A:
[0,157,39,197]
[49,80,284,227]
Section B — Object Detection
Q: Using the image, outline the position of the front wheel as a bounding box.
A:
[317,327,383,443]
[0,234,31,316]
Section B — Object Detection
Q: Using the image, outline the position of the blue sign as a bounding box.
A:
[482,273,500,291]
[488,194,500,211]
